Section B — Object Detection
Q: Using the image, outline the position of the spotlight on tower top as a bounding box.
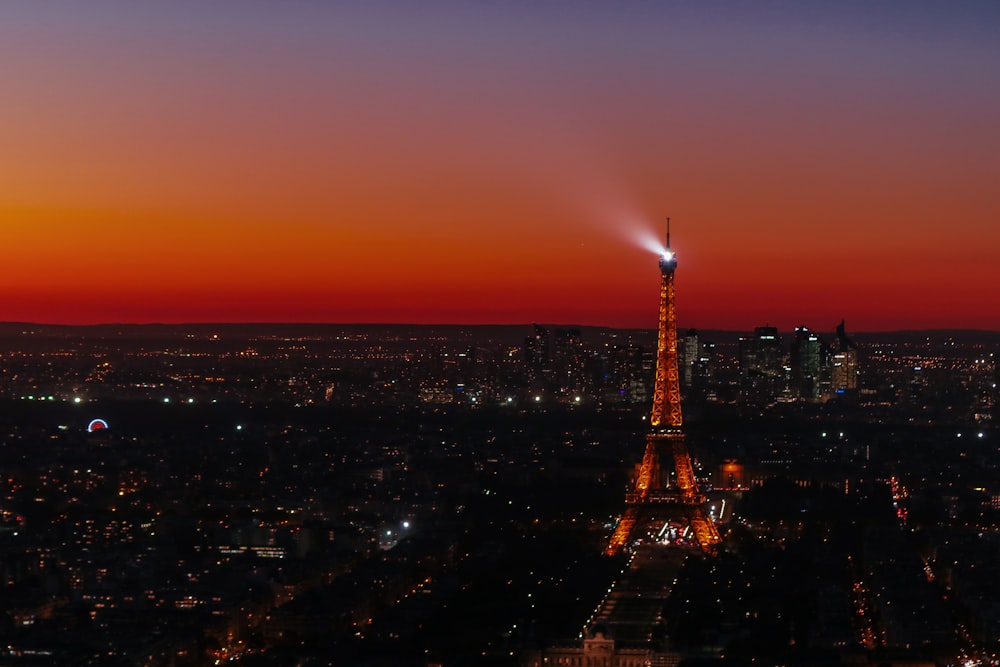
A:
[658,217,677,271]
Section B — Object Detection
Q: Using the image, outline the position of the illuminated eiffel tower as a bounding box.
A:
[606,222,721,556]
[523,225,723,665]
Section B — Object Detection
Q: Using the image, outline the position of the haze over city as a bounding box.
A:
[2,2,999,330]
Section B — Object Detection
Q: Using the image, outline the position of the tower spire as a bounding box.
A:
[652,222,681,428]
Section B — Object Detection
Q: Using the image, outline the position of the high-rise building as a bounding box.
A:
[697,339,717,386]
[524,324,550,384]
[524,325,586,394]
[739,326,785,403]
[791,325,824,400]
[683,329,718,394]
[682,329,699,387]
[551,327,584,391]
[831,319,859,392]
[739,326,783,379]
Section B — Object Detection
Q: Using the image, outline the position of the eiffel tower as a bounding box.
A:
[606,222,721,556]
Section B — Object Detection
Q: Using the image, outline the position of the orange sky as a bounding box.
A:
[2,3,999,330]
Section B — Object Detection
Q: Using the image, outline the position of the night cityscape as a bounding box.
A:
[3,2,1000,666]
[0,310,998,665]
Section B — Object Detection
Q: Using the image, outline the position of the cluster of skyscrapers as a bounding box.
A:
[681,320,859,404]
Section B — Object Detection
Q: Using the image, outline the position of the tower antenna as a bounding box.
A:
[666,217,671,249]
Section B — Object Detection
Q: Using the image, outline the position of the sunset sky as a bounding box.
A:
[2,2,998,330]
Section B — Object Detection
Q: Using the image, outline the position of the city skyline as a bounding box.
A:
[3,2,999,330]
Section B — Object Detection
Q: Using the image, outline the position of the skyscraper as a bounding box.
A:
[682,329,699,388]
[831,320,859,392]
[739,326,785,403]
[791,325,824,400]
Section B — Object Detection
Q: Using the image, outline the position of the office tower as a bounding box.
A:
[739,326,785,403]
[831,319,859,392]
[791,325,823,400]
[682,329,699,387]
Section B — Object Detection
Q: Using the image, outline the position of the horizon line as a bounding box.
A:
[2,321,999,335]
